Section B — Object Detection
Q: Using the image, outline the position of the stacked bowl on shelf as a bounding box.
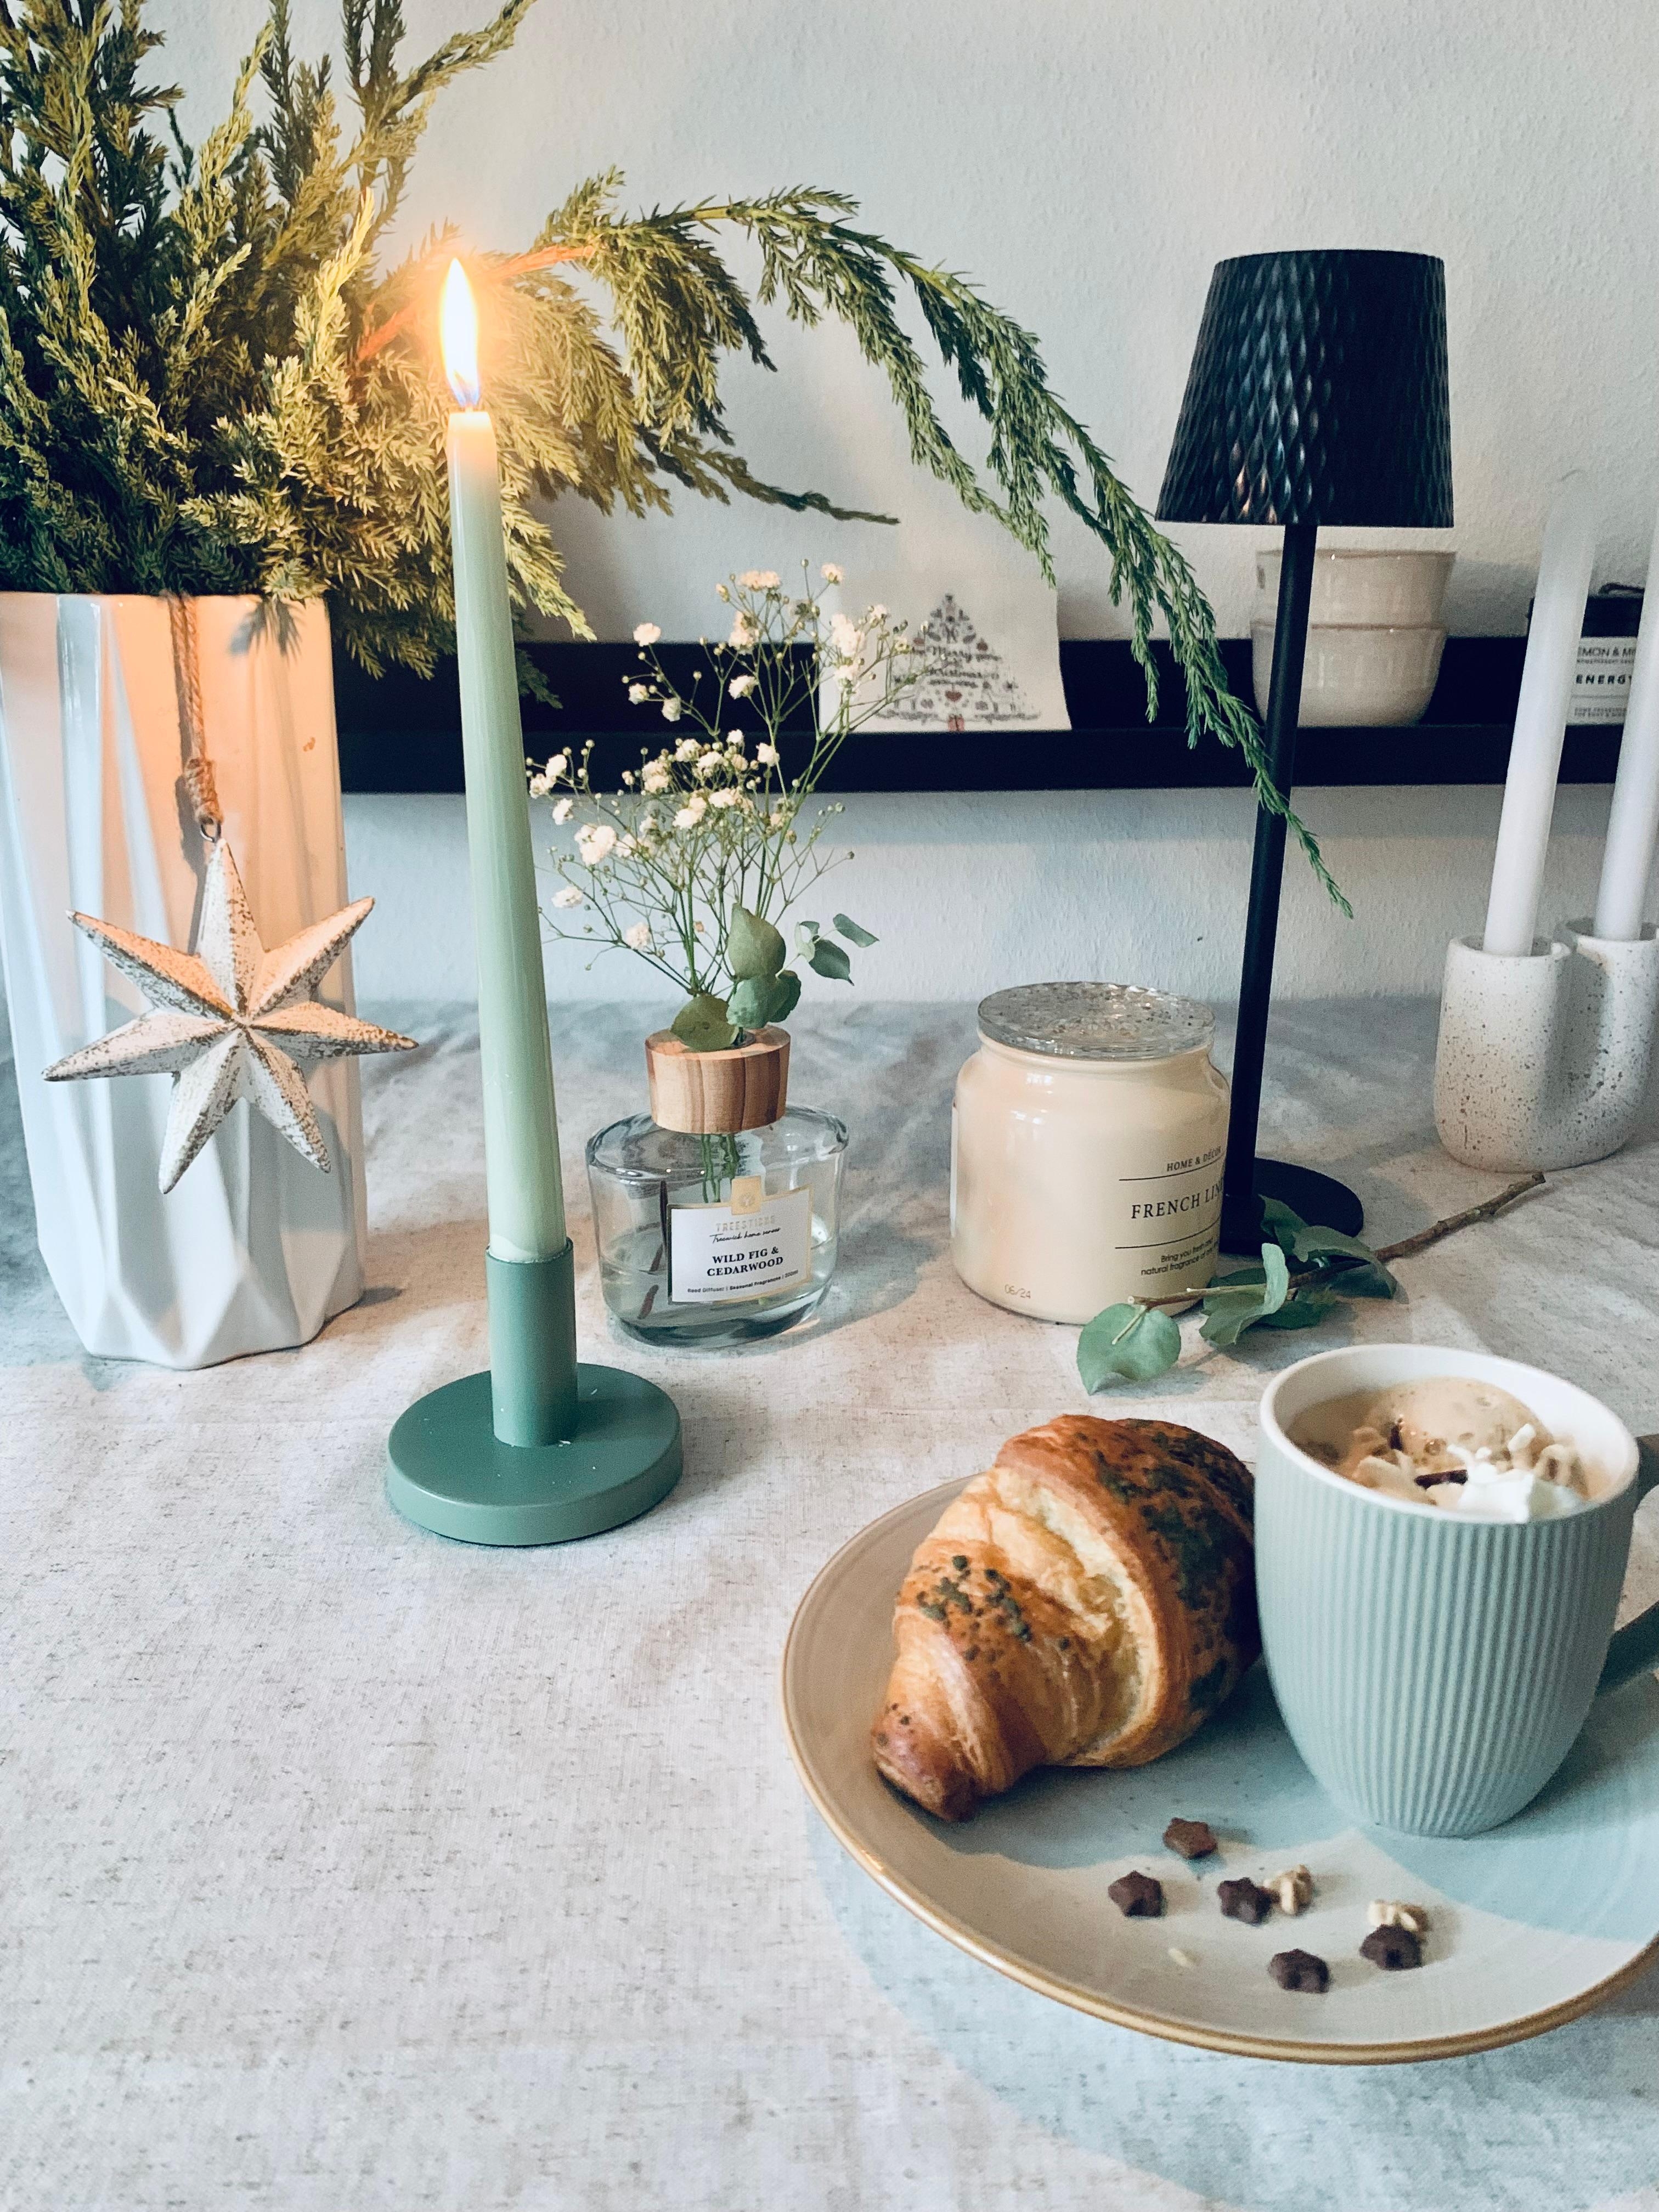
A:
[1251,548,1454,725]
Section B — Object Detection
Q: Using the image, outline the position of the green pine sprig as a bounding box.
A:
[0,0,1332,889]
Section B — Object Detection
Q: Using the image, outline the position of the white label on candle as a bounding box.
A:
[669,1185,812,1304]
[1571,637,1637,725]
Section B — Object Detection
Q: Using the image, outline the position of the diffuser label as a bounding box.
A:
[669,1184,812,1305]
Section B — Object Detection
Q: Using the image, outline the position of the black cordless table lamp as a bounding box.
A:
[1158,249,1453,1249]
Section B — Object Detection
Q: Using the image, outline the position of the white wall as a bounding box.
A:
[343,784,1619,1006]
[159,0,1659,639]
[153,1,1659,1005]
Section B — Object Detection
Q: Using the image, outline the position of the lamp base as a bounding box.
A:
[1221,1159,1364,1252]
[387,1364,682,1545]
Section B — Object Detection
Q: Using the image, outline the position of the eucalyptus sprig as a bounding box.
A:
[1077,1176,1548,1391]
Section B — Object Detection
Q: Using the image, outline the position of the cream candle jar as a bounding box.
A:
[951,983,1229,1324]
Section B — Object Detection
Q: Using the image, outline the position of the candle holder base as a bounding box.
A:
[1435,924,1659,1171]
[1221,1160,1364,1252]
[386,1364,681,1546]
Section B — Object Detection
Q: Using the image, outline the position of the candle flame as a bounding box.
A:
[440,259,481,408]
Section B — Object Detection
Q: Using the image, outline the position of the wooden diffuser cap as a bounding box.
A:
[645,1026,790,1135]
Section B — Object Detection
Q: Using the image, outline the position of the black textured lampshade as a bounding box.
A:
[1157,250,1452,529]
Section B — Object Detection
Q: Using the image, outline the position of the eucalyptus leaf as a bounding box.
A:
[670,992,737,1052]
[1199,1242,1290,1346]
[1291,1222,1379,1266]
[726,904,785,981]
[1200,1301,1262,1348]
[833,912,879,947]
[1252,1285,1340,1330]
[794,920,821,956]
[1260,1196,1307,1254]
[766,968,802,1023]
[808,935,853,982]
[725,975,774,1029]
[1077,1303,1182,1390]
[1288,1222,1397,1297]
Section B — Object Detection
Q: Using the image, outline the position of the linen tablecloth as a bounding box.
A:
[4,998,1657,2212]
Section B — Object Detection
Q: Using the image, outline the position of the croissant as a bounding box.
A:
[872,1414,1258,1820]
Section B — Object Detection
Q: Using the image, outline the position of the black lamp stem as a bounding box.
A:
[1220,520,1322,1250]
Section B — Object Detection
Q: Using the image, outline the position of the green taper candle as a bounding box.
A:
[389,272,681,1526]
[442,258,566,1268]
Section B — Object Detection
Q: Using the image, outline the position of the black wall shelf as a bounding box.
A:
[334,635,1623,795]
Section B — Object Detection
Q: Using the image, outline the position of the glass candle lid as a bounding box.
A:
[976,981,1215,1062]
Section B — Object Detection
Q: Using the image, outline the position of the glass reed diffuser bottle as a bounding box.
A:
[587,1026,846,1345]
[536,562,918,1347]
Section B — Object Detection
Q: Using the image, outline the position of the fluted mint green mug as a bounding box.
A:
[1257,1345,1659,1837]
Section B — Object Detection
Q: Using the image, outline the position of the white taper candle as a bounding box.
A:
[1482,475,1597,957]
[1593,500,1659,941]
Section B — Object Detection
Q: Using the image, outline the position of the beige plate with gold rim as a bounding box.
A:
[781,1479,1659,2064]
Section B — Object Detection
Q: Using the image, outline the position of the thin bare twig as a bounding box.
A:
[1131,1172,1549,1312]
[1373,1172,1546,1263]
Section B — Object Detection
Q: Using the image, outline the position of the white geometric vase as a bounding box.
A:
[0,594,369,1367]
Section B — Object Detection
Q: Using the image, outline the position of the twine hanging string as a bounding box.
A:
[168,596,222,845]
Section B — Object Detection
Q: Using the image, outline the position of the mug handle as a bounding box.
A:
[1598,1435,1659,1697]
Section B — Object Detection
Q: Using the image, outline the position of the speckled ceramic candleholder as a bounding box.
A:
[1434,921,1659,1171]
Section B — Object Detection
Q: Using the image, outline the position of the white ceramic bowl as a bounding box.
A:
[1251,619,1447,727]
[1255,548,1455,629]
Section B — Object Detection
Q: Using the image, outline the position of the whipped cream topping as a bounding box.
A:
[1293,1379,1591,1521]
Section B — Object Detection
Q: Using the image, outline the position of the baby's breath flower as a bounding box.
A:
[543,559,913,1014]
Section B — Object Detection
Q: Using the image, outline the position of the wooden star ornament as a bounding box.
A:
[44,840,417,1192]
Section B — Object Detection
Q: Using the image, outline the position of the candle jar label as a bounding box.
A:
[1571,638,1637,725]
[669,1184,812,1305]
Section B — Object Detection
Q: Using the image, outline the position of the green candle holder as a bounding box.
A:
[386,1244,682,1545]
